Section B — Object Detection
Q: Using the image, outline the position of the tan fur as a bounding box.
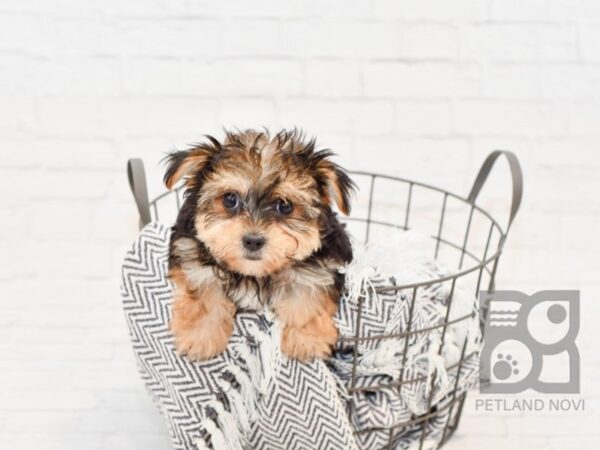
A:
[273,286,338,362]
[169,267,236,360]
[195,214,319,277]
[319,164,350,215]
[165,149,212,190]
[270,265,338,361]
[194,163,322,276]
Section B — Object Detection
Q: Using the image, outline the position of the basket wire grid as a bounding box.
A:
[127,150,523,450]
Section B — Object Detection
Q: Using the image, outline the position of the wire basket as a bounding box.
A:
[126,150,523,449]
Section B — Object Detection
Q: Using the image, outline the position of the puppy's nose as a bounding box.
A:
[242,234,266,252]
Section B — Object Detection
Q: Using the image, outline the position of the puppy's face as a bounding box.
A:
[165,130,354,277]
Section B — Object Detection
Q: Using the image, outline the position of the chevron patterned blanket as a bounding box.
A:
[121,223,481,450]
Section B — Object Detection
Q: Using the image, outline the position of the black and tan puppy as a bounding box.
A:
[164,129,354,362]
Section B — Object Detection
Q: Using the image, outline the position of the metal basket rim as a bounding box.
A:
[148,169,508,293]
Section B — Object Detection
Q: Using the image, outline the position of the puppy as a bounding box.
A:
[164,129,355,362]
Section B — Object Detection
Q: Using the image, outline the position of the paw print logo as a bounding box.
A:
[493,353,519,380]
[480,290,579,394]
[485,338,531,386]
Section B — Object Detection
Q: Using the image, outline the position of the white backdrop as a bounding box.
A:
[0,1,598,449]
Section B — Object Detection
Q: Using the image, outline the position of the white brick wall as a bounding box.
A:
[1,1,599,449]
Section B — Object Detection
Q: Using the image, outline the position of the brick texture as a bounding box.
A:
[0,1,599,449]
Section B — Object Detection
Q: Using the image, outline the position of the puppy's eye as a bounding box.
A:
[275,199,293,215]
[223,192,240,210]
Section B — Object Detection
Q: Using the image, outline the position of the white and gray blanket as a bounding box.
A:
[121,223,481,450]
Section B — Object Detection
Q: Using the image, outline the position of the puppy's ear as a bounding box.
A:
[163,139,220,190]
[317,159,355,215]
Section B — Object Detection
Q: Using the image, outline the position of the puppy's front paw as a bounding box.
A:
[174,322,233,361]
[281,329,332,362]
[170,280,236,361]
[281,316,338,362]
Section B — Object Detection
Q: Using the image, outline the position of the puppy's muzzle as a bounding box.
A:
[242,234,266,255]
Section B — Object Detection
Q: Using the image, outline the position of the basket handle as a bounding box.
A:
[467,150,523,231]
[127,158,152,230]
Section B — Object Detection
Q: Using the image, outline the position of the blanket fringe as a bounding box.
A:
[219,378,251,432]
[227,365,257,422]
[257,316,282,394]
[194,437,209,450]
[203,418,230,450]
[211,400,246,450]
[198,308,283,450]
